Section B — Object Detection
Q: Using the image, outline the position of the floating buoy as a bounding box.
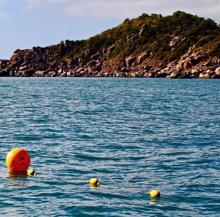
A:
[88,178,100,187]
[27,168,36,176]
[149,189,160,198]
[6,148,30,173]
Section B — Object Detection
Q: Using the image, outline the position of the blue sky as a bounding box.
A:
[1,0,220,59]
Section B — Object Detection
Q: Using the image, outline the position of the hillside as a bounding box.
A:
[0,11,220,78]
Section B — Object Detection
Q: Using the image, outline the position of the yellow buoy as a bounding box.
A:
[27,168,36,176]
[6,148,30,173]
[149,189,160,198]
[88,178,100,187]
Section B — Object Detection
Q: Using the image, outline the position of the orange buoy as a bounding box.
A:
[6,148,30,173]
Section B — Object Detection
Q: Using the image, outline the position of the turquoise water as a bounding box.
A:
[0,78,220,216]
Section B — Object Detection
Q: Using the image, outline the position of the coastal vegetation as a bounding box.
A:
[65,11,220,61]
[0,11,220,78]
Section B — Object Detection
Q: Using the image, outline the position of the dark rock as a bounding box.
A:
[32,47,44,54]
[0,59,9,65]
[169,72,182,79]
[84,49,90,58]
[211,74,220,78]
[60,72,67,77]
[46,71,57,77]
[91,53,100,60]
[59,41,66,55]
[70,58,79,66]
[121,67,129,72]
[137,52,148,64]
[64,40,73,53]
[143,72,154,77]
[199,70,214,78]
[127,33,138,43]
[157,70,168,78]
[138,24,149,37]
[10,50,22,61]
[107,43,116,54]
[125,56,135,67]
[25,69,34,77]
[0,69,10,76]
[87,60,97,67]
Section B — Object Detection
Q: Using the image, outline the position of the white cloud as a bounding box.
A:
[66,0,220,21]
[22,0,220,22]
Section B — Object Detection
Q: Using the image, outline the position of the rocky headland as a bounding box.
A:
[0,11,220,78]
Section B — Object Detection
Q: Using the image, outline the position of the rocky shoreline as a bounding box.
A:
[0,12,220,78]
[0,44,219,78]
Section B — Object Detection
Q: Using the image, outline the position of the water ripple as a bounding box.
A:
[0,78,219,216]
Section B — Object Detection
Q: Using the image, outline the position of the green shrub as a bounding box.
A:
[47,11,220,63]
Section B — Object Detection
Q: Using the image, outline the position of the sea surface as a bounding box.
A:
[0,78,219,217]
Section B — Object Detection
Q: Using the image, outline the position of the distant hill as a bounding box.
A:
[0,11,220,78]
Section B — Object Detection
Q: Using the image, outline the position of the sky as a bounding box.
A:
[0,0,220,59]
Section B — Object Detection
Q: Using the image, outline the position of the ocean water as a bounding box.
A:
[0,78,219,217]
